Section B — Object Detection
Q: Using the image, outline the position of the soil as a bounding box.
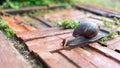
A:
[8,36,46,68]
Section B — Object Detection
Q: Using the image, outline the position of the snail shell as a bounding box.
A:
[73,20,100,38]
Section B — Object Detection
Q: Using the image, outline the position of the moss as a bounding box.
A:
[102,18,115,28]
[0,19,15,38]
[5,28,15,38]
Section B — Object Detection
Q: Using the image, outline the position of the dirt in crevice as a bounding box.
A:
[9,36,45,68]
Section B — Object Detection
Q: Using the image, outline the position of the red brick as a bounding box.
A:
[2,16,27,33]
[75,4,120,18]
[89,43,120,62]
[108,42,120,52]
[43,9,85,22]
[60,48,97,68]
[22,24,37,31]
[106,36,120,45]
[47,4,64,8]
[25,33,72,52]
[33,16,55,27]
[16,27,60,37]
[73,46,120,68]
[37,52,76,68]
[19,16,45,29]
[17,28,73,41]
[77,4,120,14]
[105,36,120,51]
[14,15,23,22]
[0,31,32,68]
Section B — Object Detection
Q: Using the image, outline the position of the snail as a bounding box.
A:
[73,20,100,38]
[63,20,109,46]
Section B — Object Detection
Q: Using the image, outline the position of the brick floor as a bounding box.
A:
[1,5,120,68]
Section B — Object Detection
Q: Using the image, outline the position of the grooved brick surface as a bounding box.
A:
[1,6,120,68]
[0,31,32,68]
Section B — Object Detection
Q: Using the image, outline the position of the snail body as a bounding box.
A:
[73,21,100,38]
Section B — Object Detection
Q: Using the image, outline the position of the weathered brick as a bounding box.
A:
[0,31,32,68]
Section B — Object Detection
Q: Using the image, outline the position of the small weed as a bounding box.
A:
[57,19,79,29]
[108,30,118,38]
[113,17,120,27]
[0,21,9,29]
[99,36,108,44]
[0,19,15,38]
[102,18,115,28]
[29,22,36,27]
[99,30,118,44]
[5,28,15,38]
